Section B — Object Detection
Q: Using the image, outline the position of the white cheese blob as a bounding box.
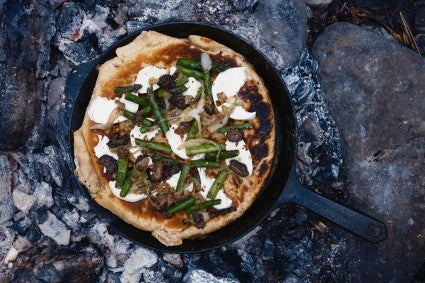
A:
[88,97,117,124]
[166,124,189,159]
[166,124,204,160]
[225,140,253,175]
[129,126,160,159]
[211,67,256,120]
[109,181,147,202]
[230,106,256,120]
[182,77,202,98]
[166,172,181,189]
[120,94,139,112]
[198,168,232,210]
[169,65,177,76]
[94,135,118,160]
[212,67,246,112]
[135,65,168,93]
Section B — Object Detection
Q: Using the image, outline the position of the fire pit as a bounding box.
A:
[0,0,424,281]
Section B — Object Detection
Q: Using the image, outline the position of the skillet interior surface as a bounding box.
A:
[69,22,296,253]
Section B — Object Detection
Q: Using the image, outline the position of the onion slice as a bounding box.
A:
[201,53,212,72]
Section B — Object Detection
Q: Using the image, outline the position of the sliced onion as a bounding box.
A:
[107,107,121,124]
[201,53,212,72]
[177,138,220,151]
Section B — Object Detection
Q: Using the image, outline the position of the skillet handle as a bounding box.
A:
[280,169,387,243]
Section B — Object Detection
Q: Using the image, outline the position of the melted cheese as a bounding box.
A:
[211,67,256,120]
[88,97,117,124]
[135,65,168,93]
[166,124,204,160]
[182,77,202,98]
[225,140,253,175]
[129,126,160,159]
[109,181,147,202]
[198,168,232,210]
[93,135,118,160]
[166,172,181,189]
[120,94,139,112]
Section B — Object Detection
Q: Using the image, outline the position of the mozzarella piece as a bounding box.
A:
[166,172,181,189]
[94,135,118,160]
[130,126,160,145]
[109,181,147,202]
[135,65,168,93]
[169,66,177,75]
[120,94,139,112]
[212,67,246,112]
[182,77,202,98]
[230,106,256,120]
[225,140,253,175]
[88,97,117,124]
[166,124,189,159]
[198,168,232,210]
[166,124,204,160]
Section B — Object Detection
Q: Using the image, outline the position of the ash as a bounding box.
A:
[1,0,355,282]
[282,51,343,196]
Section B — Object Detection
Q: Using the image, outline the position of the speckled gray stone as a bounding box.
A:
[313,22,425,282]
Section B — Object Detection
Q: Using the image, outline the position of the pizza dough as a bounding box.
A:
[73,31,275,246]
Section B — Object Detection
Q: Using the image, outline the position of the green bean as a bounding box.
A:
[203,71,214,114]
[217,122,253,133]
[185,199,221,214]
[151,156,178,164]
[135,139,172,155]
[139,125,151,134]
[176,164,190,192]
[166,197,195,216]
[155,88,166,98]
[186,144,219,156]
[207,170,228,199]
[205,150,239,161]
[177,65,204,81]
[114,84,142,95]
[123,93,150,107]
[123,110,134,120]
[187,120,198,140]
[140,105,153,116]
[120,170,136,197]
[175,75,189,87]
[190,160,220,168]
[176,58,202,70]
[147,86,169,133]
[142,118,154,127]
[116,157,128,188]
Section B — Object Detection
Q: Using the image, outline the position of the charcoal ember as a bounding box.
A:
[11,245,103,282]
[313,22,425,282]
[0,155,16,224]
[120,248,157,283]
[231,0,258,11]
[37,211,70,246]
[0,0,54,150]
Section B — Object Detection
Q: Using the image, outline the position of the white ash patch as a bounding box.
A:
[37,211,70,245]
[184,269,240,283]
[33,182,54,209]
[163,253,183,268]
[12,189,36,215]
[120,248,157,283]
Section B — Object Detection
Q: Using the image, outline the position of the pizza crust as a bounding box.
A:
[73,31,275,246]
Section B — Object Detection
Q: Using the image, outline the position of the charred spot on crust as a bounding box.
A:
[207,206,236,218]
[259,161,269,175]
[250,143,269,162]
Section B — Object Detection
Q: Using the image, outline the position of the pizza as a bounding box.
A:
[73,30,275,246]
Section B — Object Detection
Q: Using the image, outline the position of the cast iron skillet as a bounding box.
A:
[67,22,387,253]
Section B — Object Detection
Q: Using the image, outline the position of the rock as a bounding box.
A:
[305,0,332,8]
[120,248,157,283]
[0,155,15,224]
[312,22,425,281]
[33,182,54,209]
[37,211,70,245]
[125,0,307,70]
[183,269,239,283]
[11,245,103,282]
[0,0,54,150]
[12,190,36,215]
